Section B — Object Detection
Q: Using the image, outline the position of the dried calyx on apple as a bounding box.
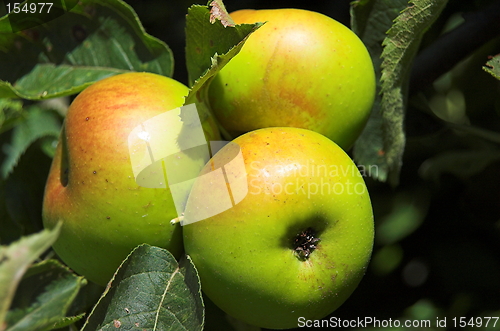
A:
[293,227,321,260]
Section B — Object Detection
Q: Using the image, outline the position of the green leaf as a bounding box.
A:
[184,1,262,140]
[185,1,260,87]
[0,0,174,100]
[0,223,61,329]
[351,0,409,183]
[352,0,448,185]
[82,245,204,331]
[6,278,86,331]
[351,0,409,52]
[1,106,61,179]
[483,53,500,80]
[44,314,86,330]
[5,259,86,331]
[378,0,449,185]
[0,99,24,133]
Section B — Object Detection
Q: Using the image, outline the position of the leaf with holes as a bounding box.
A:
[81,244,204,331]
[0,0,173,100]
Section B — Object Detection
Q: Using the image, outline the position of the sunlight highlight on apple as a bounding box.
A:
[127,103,248,225]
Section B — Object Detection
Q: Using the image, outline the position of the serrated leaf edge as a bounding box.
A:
[379,0,449,185]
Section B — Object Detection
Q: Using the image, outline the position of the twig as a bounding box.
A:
[410,0,500,94]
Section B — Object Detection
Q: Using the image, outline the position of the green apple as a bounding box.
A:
[42,72,220,286]
[182,127,374,329]
[208,8,376,150]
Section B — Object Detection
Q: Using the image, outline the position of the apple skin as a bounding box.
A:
[42,72,220,286]
[208,8,376,150]
[183,127,374,329]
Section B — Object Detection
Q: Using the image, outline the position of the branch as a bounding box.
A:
[410,0,500,94]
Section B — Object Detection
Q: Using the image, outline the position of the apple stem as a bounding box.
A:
[170,215,184,225]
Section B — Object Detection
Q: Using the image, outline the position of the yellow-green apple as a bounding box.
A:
[42,72,220,286]
[182,127,374,329]
[208,8,376,150]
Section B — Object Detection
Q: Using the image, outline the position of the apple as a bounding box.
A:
[208,8,376,150]
[182,127,374,329]
[42,72,220,286]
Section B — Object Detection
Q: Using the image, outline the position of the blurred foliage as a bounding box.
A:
[1,0,500,330]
